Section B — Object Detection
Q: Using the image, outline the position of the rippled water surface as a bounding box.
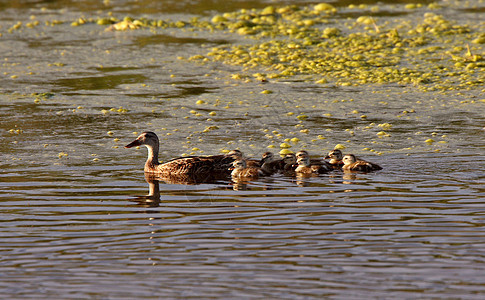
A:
[1,0,485,298]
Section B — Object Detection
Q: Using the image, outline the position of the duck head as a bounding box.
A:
[125,131,161,170]
[261,151,274,163]
[283,153,296,165]
[325,149,343,160]
[229,159,246,171]
[296,150,309,160]
[342,154,357,166]
[296,156,311,167]
[125,131,159,149]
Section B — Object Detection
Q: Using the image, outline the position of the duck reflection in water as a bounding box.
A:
[231,178,249,191]
[130,173,161,207]
[342,172,358,184]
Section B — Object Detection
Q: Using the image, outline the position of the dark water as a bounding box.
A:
[1,0,485,298]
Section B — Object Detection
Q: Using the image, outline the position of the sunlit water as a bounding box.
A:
[1,0,485,298]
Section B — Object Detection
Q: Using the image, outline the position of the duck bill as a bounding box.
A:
[324,155,330,159]
[125,139,141,148]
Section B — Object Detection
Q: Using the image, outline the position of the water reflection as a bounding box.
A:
[342,171,358,184]
[132,166,386,196]
[52,74,148,91]
[129,173,161,207]
[231,178,250,191]
[2,0,484,298]
[135,34,229,47]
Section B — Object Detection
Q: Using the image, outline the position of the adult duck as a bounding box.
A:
[342,154,382,172]
[125,131,239,177]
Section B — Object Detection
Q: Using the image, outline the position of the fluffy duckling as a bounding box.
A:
[342,154,382,172]
[247,151,273,168]
[125,131,239,177]
[259,152,282,175]
[295,156,332,175]
[296,150,314,162]
[324,149,344,168]
[258,152,299,175]
[230,159,264,179]
[282,153,297,172]
[296,150,333,171]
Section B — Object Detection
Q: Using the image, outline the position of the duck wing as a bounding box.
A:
[260,159,284,175]
[368,161,382,170]
[354,159,382,171]
[311,164,332,174]
[158,155,235,177]
[348,161,373,172]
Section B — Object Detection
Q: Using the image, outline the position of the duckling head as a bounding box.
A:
[325,149,343,160]
[125,131,159,149]
[230,159,247,170]
[296,156,311,167]
[342,154,357,166]
[296,150,309,160]
[261,151,274,163]
[283,153,296,165]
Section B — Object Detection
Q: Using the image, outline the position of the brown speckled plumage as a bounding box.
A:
[295,156,332,174]
[230,160,263,179]
[296,150,333,171]
[342,154,382,172]
[125,132,238,178]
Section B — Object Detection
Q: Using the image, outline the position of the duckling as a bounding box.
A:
[342,154,382,172]
[295,156,332,175]
[230,159,264,179]
[125,131,239,177]
[247,151,273,168]
[282,153,297,172]
[261,151,274,163]
[258,152,299,175]
[296,150,333,170]
[296,150,313,161]
[324,149,344,168]
[259,152,281,175]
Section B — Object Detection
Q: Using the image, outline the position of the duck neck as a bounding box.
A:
[144,144,160,172]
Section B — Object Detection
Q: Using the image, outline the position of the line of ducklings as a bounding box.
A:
[126,131,382,182]
[230,149,382,180]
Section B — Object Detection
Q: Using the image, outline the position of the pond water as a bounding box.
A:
[1,0,485,298]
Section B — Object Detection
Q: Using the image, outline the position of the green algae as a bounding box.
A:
[1,1,483,159]
[6,2,483,92]
[51,2,482,92]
